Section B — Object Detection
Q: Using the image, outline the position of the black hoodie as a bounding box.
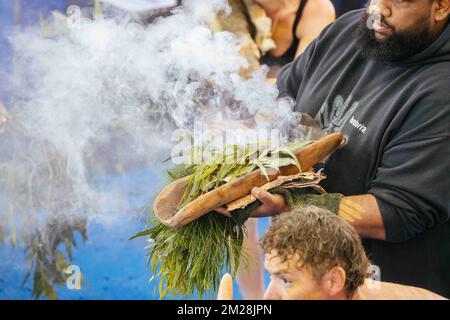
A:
[277,9,450,297]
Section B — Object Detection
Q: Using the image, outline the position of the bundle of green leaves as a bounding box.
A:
[131,140,311,298]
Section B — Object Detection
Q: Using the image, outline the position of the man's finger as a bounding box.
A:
[217,273,233,300]
[251,204,272,218]
[251,187,274,204]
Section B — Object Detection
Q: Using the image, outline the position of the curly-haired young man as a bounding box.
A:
[218,206,446,300]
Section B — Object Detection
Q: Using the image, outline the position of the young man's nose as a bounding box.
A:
[263,281,281,300]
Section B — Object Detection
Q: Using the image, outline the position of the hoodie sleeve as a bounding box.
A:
[368,83,450,243]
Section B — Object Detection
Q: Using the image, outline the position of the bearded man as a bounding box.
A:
[217,0,450,297]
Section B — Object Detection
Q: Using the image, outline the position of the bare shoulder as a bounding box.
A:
[358,279,447,300]
[296,0,335,40]
[303,0,336,17]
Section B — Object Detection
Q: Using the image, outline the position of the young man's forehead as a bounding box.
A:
[264,251,302,274]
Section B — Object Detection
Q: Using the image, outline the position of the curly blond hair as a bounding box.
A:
[261,206,369,294]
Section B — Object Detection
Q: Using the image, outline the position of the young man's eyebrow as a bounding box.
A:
[266,270,289,276]
[264,262,289,275]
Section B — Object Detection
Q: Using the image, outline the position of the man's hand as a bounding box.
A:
[0,101,9,135]
[215,187,288,218]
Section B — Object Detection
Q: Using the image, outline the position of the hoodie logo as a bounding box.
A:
[349,116,367,133]
[316,95,361,133]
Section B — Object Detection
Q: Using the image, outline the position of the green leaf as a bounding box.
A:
[129,229,153,240]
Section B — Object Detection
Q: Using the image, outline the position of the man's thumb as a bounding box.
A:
[217,273,233,300]
[251,187,271,203]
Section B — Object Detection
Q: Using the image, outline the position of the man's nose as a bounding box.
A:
[369,0,392,18]
[263,281,281,300]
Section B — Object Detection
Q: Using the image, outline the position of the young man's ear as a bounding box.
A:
[434,0,450,22]
[321,266,347,298]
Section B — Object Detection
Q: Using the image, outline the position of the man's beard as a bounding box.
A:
[355,12,435,61]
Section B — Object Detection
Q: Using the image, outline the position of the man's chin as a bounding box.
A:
[374,30,389,41]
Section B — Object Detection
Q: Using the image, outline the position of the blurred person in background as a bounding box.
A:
[258,0,336,78]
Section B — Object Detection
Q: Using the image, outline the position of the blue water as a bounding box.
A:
[0,164,271,300]
[0,222,271,300]
[0,220,153,300]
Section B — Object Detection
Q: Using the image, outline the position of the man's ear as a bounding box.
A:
[434,0,450,22]
[322,267,347,298]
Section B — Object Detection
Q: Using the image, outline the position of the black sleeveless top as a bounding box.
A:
[260,0,308,68]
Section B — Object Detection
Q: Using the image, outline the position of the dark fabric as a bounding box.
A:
[276,9,450,297]
[260,0,308,68]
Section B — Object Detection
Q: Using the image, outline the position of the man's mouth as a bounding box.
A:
[373,22,393,39]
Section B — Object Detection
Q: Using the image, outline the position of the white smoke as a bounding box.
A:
[101,0,178,13]
[0,0,305,237]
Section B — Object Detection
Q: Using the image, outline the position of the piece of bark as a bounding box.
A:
[226,171,325,211]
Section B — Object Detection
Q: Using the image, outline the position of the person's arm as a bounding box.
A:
[218,87,450,243]
[275,31,318,99]
[337,195,385,240]
[226,125,449,241]
[218,187,386,240]
[366,84,450,242]
[367,136,449,242]
[295,0,335,56]
[276,15,334,99]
